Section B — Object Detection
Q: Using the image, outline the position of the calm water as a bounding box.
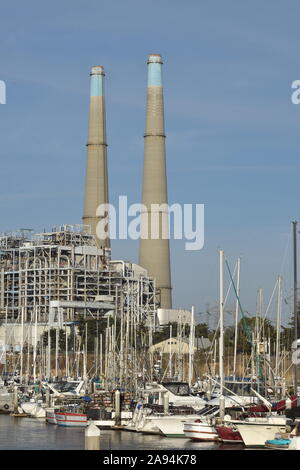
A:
[0,415,241,451]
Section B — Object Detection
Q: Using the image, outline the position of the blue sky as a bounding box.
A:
[0,1,299,327]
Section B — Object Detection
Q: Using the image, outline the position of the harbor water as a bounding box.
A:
[0,415,241,450]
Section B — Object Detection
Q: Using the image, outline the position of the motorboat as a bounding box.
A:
[87,407,133,429]
[215,423,243,444]
[19,398,47,418]
[137,381,206,410]
[45,380,85,397]
[124,381,207,436]
[55,410,88,427]
[183,406,220,442]
[53,402,88,427]
[234,415,290,447]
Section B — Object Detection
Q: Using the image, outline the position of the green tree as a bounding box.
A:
[42,328,66,351]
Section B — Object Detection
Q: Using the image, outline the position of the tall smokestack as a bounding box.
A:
[83,65,110,249]
[139,54,172,308]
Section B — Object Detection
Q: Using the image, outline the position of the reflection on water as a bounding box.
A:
[0,415,238,450]
[0,415,85,450]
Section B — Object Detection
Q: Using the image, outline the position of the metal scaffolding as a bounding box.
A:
[0,225,157,327]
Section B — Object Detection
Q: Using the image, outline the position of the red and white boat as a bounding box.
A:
[55,411,88,427]
[215,424,243,444]
[183,405,221,441]
[183,419,219,441]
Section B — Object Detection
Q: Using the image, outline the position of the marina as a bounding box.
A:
[1,1,300,456]
[0,414,224,451]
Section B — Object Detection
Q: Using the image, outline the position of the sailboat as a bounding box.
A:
[184,250,226,442]
[124,380,206,436]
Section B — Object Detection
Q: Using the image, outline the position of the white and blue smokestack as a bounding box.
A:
[147,54,163,86]
[139,54,172,309]
[83,66,110,249]
[90,65,105,96]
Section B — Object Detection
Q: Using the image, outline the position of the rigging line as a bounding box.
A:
[202,343,213,377]
[279,232,292,277]
[208,321,220,357]
[257,278,279,340]
[225,258,252,345]
[224,260,238,305]
[207,260,238,356]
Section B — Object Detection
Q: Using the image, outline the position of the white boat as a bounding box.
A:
[182,405,221,441]
[124,402,146,432]
[126,409,198,436]
[124,404,203,436]
[20,399,46,418]
[130,403,219,437]
[124,381,206,435]
[183,420,219,441]
[151,415,203,437]
[125,411,201,436]
[90,411,133,429]
[0,387,13,412]
[207,393,255,408]
[235,416,288,447]
[55,411,88,427]
[142,382,206,410]
[46,409,57,424]
[227,387,292,447]
[46,380,85,397]
[45,406,61,424]
[133,415,162,435]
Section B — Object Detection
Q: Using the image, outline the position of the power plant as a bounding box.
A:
[0,55,183,374]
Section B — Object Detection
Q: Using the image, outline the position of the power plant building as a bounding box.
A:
[0,62,158,346]
[0,226,156,324]
[0,56,175,353]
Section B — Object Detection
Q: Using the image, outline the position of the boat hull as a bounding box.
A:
[183,422,219,441]
[152,415,201,437]
[235,423,287,447]
[46,409,57,424]
[20,402,46,418]
[216,425,243,444]
[55,412,88,427]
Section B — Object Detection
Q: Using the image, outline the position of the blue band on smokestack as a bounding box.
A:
[147,54,163,87]
[90,66,104,96]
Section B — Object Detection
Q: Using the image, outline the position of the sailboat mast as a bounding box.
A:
[169,324,172,379]
[47,323,51,380]
[275,276,282,378]
[233,257,241,377]
[20,307,24,384]
[33,306,37,383]
[65,322,68,378]
[293,221,298,395]
[188,306,195,387]
[219,250,225,419]
[55,327,59,379]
